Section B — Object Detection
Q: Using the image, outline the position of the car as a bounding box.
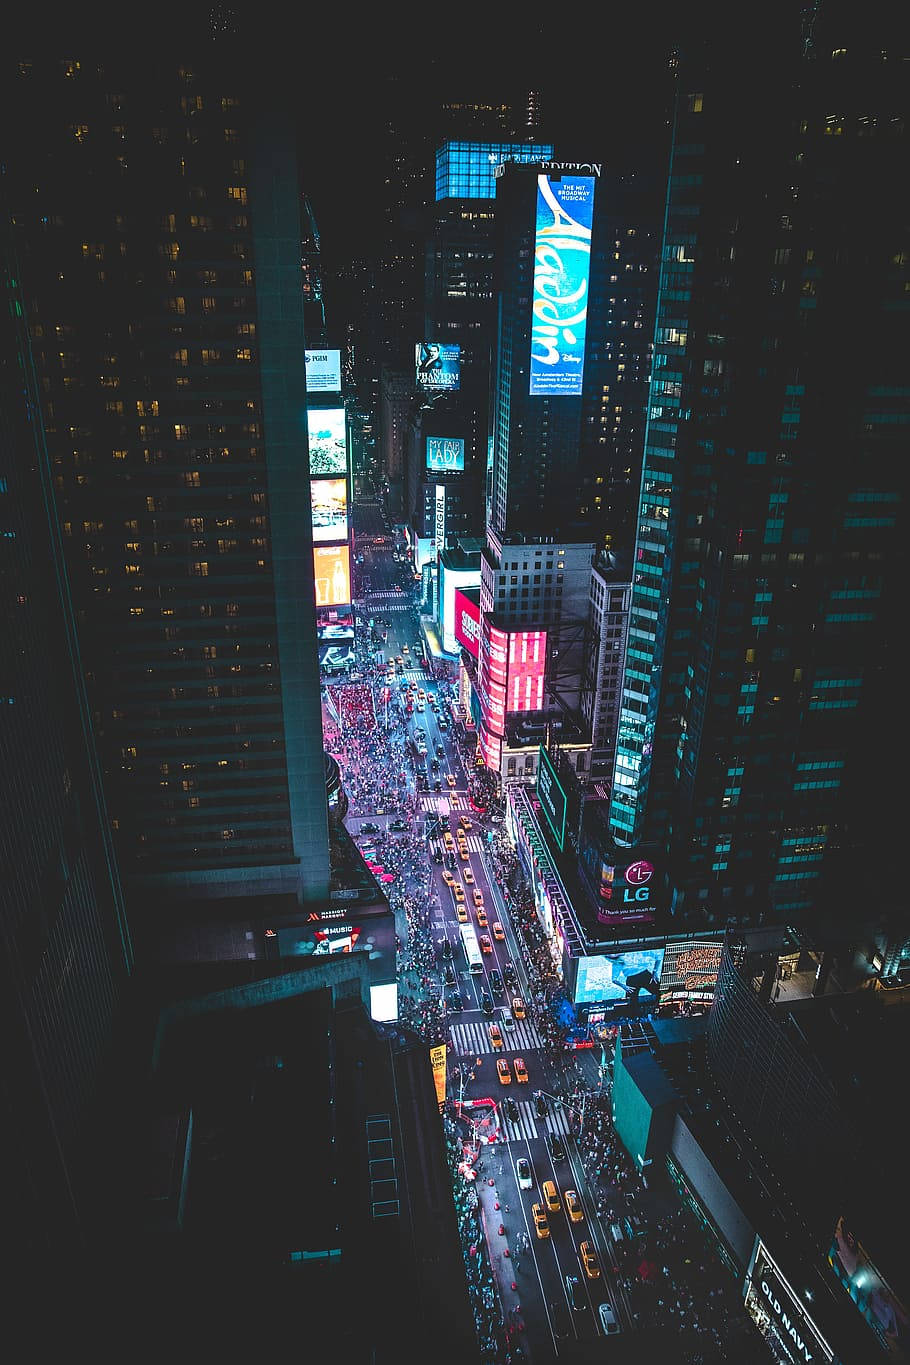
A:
[502,961,517,987]
[459,816,473,831]
[598,1302,620,1335]
[512,996,526,1020]
[444,963,457,987]
[395,655,404,667]
[431,846,443,864]
[389,818,409,832]
[446,773,456,788]
[565,1190,583,1223]
[488,1023,503,1050]
[456,904,468,923]
[452,883,465,901]
[463,868,475,885]
[417,689,425,700]
[442,869,455,886]
[436,743,445,757]
[445,851,457,870]
[402,644,410,655]
[476,909,488,929]
[543,1180,560,1214]
[609,1222,625,1244]
[502,1012,515,1031]
[534,1091,549,1118]
[480,991,494,1015]
[447,991,463,1013]
[416,701,425,712]
[405,701,413,714]
[489,968,503,996]
[433,778,442,791]
[516,1157,533,1190]
[565,1274,584,1313]
[479,934,493,954]
[496,1058,512,1085]
[580,1241,600,1279]
[492,921,505,941]
[443,833,455,851]
[431,758,441,772]
[504,1096,520,1122]
[532,1203,550,1239]
[440,938,453,959]
[513,1057,528,1084]
[360,821,380,834]
[438,719,448,730]
[472,887,484,906]
[547,1133,566,1162]
[459,846,470,861]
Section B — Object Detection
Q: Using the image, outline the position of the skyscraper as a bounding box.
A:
[4,54,330,911]
[609,14,907,939]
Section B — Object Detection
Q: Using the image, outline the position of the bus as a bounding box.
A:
[459,923,484,975]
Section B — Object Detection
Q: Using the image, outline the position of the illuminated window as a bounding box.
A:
[227,186,248,204]
[192,561,209,577]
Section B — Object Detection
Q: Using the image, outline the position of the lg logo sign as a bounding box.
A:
[626,860,654,886]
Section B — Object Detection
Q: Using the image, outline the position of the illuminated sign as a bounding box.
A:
[435,140,554,201]
[304,349,342,393]
[311,477,348,543]
[536,746,567,851]
[307,407,347,476]
[454,588,481,659]
[435,484,447,554]
[745,1240,834,1365]
[427,436,465,472]
[430,1043,447,1112]
[416,341,460,391]
[507,631,546,713]
[573,948,665,1006]
[596,854,659,927]
[441,568,481,655]
[529,175,595,397]
[828,1216,908,1360]
[659,941,723,997]
[314,544,351,607]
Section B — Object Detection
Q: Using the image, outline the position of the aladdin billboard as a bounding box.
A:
[305,349,342,393]
[307,407,347,476]
[454,588,481,659]
[529,174,595,397]
[416,341,460,391]
[427,436,465,473]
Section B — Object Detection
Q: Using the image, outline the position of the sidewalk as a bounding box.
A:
[475,1162,527,1348]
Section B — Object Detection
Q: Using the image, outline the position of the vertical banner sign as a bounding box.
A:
[530,175,595,396]
[430,1044,447,1112]
[435,484,447,555]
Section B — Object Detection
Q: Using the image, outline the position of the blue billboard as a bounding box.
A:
[426,436,465,473]
[529,175,595,397]
[416,341,460,391]
[573,947,665,1005]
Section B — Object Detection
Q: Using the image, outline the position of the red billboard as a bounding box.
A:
[454,588,481,659]
[506,631,546,713]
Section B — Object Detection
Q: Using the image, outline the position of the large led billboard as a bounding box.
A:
[311,477,348,543]
[307,407,347,476]
[305,349,342,393]
[415,341,460,391]
[507,631,546,712]
[454,588,481,659]
[536,745,567,851]
[659,940,723,999]
[827,1217,908,1359]
[314,544,351,608]
[529,175,595,397]
[574,947,664,1005]
[426,436,465,473]
[595,857,658,927]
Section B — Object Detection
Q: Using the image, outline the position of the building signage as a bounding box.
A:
[454,589,480,659]
[426,436,465,472]
[745,1240,834,1365]
[536,745,567,851]
[596,857,658,926]
[659,941,723,999]
[416,341,461,391]
[828,1215,908,1359]
[529,174,595,397]
[311,477,348,543]
[435,483,447,554]
[307,406,347,476]
[313,544,351,608]
[304,349,342,393]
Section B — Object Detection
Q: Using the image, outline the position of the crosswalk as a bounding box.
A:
[400,668,428,682]
[498,1099,573,1144]
[449,1018,543,1057]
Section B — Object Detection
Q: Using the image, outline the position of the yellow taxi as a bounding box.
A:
[480,934,493,954]
[463,867,475,885]
[512,996,526,1020]
[402,644,410,655]
[396,655,404,667]
[492,921,505,941]
[452,883,465,902]
[565,1190,584,1223]
[496,1057,511,1085]
[443,832,455,851]
[580,1241,600,1280]
[476,909,488,929]
[488,1023,503,1050]
[543,1180,561,1214]
[456,903,468,923]
[513,1057,529,1084]
[417,689,425,701]
[532,1204,550,1240]
[472,888,484,907]
[446,773,456,788]
[459,845,470,861]
[459,816,472,831]
[442,869,455,887]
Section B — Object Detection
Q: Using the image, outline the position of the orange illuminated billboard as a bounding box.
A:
[314,544,351,608]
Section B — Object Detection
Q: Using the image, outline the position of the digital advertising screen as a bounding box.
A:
[416,341,461,391]
[595,857,659,928]
[440,568,481,655]
[506,631,547,713]
[307,407,348,476]
[454,588,481,659]
[536,745,567,851]
[311,477,348,543]
[426,436,465,473]
[659,940,723,999]
[529,175,595,397]
[573,947,665,1006]
[314,544,351,608]
[828,1216,909,1359]
[305,349,342,393]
